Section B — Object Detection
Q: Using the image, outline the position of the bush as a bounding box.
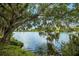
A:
[10,37,23,48]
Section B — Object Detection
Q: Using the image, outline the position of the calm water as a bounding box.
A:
[13,32,70,51]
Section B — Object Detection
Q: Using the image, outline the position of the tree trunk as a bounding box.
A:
[0,37,7,43]
[0,32,9,43]
[47,41,56,55]
[0,27,13,43]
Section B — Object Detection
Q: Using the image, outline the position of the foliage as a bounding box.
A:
[10,37,23,48]
[61,33,79,56]
[0,3,79,56]
[0,3,79,42]
[34,43,47,56]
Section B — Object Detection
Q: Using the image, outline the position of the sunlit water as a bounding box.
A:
[13,32,70,51]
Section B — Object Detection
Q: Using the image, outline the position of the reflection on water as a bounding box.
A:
[13,32,70,51]
[53,32,69,49]
[13,32,47,50]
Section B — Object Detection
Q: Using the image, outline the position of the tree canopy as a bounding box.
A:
[0,3,79,42]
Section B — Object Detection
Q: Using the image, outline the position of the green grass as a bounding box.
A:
[0,38,35,56]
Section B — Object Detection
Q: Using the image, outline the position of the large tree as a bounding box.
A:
[0,3,79,46]
[0,3,54,42]
[0,3,79,56]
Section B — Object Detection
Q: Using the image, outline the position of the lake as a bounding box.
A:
[13,32,72,51]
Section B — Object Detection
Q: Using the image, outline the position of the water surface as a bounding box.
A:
[13,32,70,51]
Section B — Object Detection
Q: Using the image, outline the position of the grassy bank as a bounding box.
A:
[0,38,34,56]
